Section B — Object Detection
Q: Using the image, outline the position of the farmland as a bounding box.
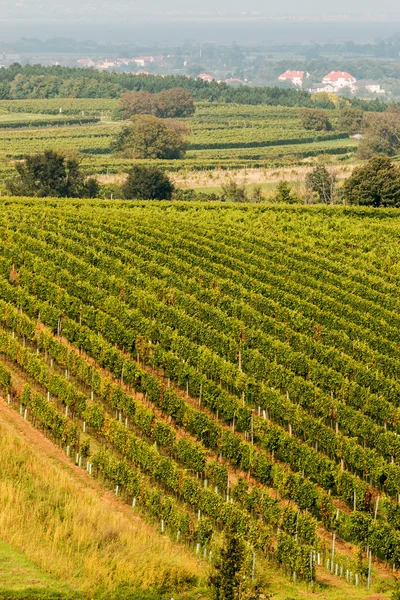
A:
[0,99,358,183]
[0,198,400,598]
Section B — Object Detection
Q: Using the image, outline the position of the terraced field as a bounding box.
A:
[0,199,399,595]
[0,100,358,178]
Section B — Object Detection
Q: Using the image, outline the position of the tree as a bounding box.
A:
[338,105,364,134]
[343,156,400,207]
[221,181,248,202]
[275,181,299,204]
[122,165,174,200]
[7,150,99,198]
[300,108,332,131]
[357,111,400,158]
[117,88,195,120]
[208,530,247,600]
[156,88,196,118]
[113,115,189,159]
[118,91,157,119]
[305,165,337,204]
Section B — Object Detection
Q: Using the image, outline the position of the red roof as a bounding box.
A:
[322,71,356,82]
[198,73,214,81]
[278,70,305,80]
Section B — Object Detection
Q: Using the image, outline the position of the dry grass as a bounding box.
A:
[171,164,356,189]
[0,414,205,597]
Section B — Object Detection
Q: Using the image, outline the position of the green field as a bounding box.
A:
[0,100,358,179]
[0,199,399,598]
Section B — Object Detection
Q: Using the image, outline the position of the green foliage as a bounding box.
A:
[221,181,248,203]
[358,109,400,158]
[6,150,99,198]
[305,165,337,204]
[300,108,332,132]
[118,88,195,120]
[113,115,188,159]
[122,165,174,200]
[208,530,247,600]
[343,155,400,207]
[338,106,364,134]
[275,181,299,204]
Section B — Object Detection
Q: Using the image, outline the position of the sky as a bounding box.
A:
[1,0,399,18]
[0,0,399,43]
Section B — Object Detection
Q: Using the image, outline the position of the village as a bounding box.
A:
[74,55,386,96]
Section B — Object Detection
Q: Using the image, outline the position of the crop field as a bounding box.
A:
[0,199,399,597]
[0,99,358,180]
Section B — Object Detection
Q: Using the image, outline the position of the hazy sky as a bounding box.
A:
[1,0,399,17]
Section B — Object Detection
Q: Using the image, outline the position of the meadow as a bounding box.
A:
[0,199,399,599]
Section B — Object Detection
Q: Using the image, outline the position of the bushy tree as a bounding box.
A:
[122,165,174,200]
[7,150,99,198]
[118,91,157,119]
[157,88,196,118]
[113,115,189,159]
[343,156,400,207]
[358,110,400,158]
[338,105,364,134]
[221,181,248,202]
[118,88,195,120]
[301,108,332,132]
[208,531,246,600]
[275,181,299,204]
[305,165,337,204]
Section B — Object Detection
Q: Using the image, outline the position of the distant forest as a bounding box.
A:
[0,65,388,111]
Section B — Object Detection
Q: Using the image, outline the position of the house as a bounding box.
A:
[352,79,385,94]
[96,59,117,71]
[133,55,164,67]
[197,73,214,83]
[225,78,244,87]
[77,58,96,68]
[309,83,336,94]
[278,70,310,87]
[322,71,357,91]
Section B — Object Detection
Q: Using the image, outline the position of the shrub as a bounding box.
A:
[122,165,174,200]
[301,108,332,132]
[343,155,400,207]
[6,150,99,198]
[113,115,189,159]
[305,165,337,204]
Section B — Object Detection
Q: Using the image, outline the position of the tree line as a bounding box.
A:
[0,64,387,110]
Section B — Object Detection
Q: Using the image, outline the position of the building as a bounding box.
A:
[133,55,164,67]
[197,73,214,83]
[352,79,385,94]
[309,83,336,94]
[77,58,96,68]
[225,78,244,87]
[278,70,310,87]
[322,71,357,91]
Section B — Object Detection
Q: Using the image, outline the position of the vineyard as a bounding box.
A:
[0,99,358,179]
[0,198,400,597]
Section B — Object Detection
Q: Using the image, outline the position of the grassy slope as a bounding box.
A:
[0,403,206,600]
[0,540,76,599]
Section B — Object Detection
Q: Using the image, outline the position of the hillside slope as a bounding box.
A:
[0,199,399,599]
[0,401,205,599]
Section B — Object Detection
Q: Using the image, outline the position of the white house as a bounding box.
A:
[278,70,310,88]
[322,71,357,91]
[352,79,385,95]
[309,82,336,94]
